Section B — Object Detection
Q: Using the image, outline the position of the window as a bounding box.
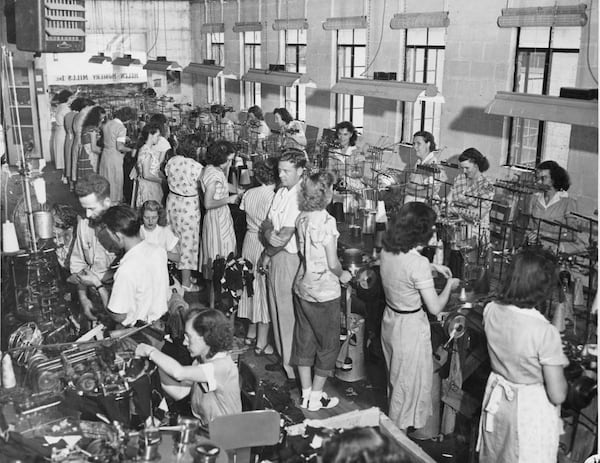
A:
[402,28,445,143]
[336,29,366,131]
[285,29,307,121]
[243,30,261,108]
[207,32,225,104]
[507,27,580,168]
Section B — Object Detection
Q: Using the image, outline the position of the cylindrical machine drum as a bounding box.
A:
[335,314,367,382]
[32,211,54,239]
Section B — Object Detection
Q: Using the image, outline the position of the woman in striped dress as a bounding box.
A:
[200,141,239,279]
[237,158,278,354]
[77,106,106,180]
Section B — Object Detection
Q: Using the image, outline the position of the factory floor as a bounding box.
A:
[2,163,596,463]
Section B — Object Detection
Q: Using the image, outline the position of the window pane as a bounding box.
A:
[510,118,539,167]
[354,47,366,66]
[548,52,578,95]
[428,27,446,46]
[551,27,581,49]
[298,29,307,44]
[338,29,353,44]
[542,122,571,166]
[286,29,297,43]
[354,28,366,44]
[406,28,427,45]
[515,51,545,93]
[519,27,550,47]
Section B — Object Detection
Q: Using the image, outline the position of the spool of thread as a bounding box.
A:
[31,177,47,205]
[2,354,17,389]
[573,278,585,306]
[349,225,361,239]
[239,168,251,187]
[2,221,20,253]
[459,286,467,302]
[375,200,387,223]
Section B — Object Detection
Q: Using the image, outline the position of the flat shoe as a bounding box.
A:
[244,336,256,346]
[254,345,274,356]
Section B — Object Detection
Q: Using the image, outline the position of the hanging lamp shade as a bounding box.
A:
[242,68,302,87]
[183,62,225,77]
[112,54,141,66]
[143,56,182,72]
[331,77,441,102]
[88,52,111,64]
[484,91,598,128]
[273,18,308,30]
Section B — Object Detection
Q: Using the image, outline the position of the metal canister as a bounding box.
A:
[32,211,54,239]
[362,210,376,234]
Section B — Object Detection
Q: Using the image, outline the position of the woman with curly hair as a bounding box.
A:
[290,172,352,411]
[477,248,567,462]
[322,427,405,463]
[136,309,242,424]
[237,158,278,354]
[199,140,239,278]
[380,202,459,432]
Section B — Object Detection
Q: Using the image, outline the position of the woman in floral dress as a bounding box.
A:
[165,135,203,292]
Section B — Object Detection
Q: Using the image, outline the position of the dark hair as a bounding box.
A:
[253,158,278,185]
[299,172,334,212]
[114,106,137,123]
[206,140,235,166]
[82,98,96,109]
[74,173,111,200]
[82,106,106,129]
[459,148,489,172]
[322,428,405,463]
[101,205,141,238]
[55,89,73,104]
[383,202,436,254]
[498,247,558,309]
[177,134,202,160]
[248,105,264,121]
[279,148,307,169]
[136,123,161,150]
[413,130,436,152]
[148,113,169,137]
[51,204,78,229]
[536,160,570,191]
[335,121,358,147]
[274,107,293,124]
[187,309,233,358]
[141,200,167,227]
[70,97,87,112]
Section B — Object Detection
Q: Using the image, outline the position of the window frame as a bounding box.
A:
[242,30,262,109]
[284,29,307,121]
[206,31,225,104]
[335,28,366,131]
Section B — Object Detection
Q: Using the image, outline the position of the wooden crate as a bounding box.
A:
[286,407,436,463]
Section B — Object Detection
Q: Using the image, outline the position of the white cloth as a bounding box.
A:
[69,217,116,280]
[108,240,169,326]
[268,182,301,254]
[140,225,179,252]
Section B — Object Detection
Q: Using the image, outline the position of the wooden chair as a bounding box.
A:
[209,410,281,463]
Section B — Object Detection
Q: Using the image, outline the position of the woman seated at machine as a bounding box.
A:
[135,309,242,425]
[329,121,366,191]
[404,130,448,204]
[273,107,307,151]
[447,148,495,230]
[247,105,271,140]
[527,160,582,251]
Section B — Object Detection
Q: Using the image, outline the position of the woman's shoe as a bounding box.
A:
[254,345,274,356]
[244,336,256,346]
[182,283,200,292]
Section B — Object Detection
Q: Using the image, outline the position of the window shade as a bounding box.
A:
[323,16,367,30]
[201,23,225,34]
[233,22,263,33]
[273,18,309,30]
[390,12,450,29]
[497,4,587,28]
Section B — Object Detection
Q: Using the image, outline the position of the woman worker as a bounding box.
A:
[135,309,242,425]
[447,148,494,223]
[51,89,73,182]
[330,121,365,191]
[477,248,567,462]
[273,107,307,151]
[247,105,271,141]
[380,202,459,432]
[528,160,581,251]
[405,131,447,204]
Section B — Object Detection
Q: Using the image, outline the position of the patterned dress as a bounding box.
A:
[136,144,164,207]
[63,110,77,181]
[77,126,98,180]
[200,165,236,274]
[165,156,203,272]
[237,184,275,323]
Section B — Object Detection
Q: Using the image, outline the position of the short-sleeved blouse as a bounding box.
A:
[380,249,434,312]
[483,302,568,384]
[294,210,340,302]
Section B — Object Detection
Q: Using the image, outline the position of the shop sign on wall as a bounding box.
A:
[46,54,147,85]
